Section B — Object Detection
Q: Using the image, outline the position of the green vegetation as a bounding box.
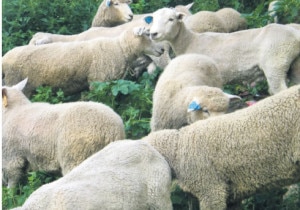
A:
[2,0,300,209]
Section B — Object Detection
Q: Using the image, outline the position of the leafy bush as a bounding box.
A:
[2,0,99,54]
[82,69,161,139]
[2,171,59,210]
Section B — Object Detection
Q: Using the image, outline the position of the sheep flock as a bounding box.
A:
[2,0,300,209]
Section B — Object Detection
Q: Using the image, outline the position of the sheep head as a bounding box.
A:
[131,26,164,57]
[186,86,240,124]
[2,78,29,109]
[92,0,133,27]
[144,8,186,42]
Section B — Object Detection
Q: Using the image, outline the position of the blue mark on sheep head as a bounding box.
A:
[144,16,153,24]
[106,0,112,7]
[187,101,202,112]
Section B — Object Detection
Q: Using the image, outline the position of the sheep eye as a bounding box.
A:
[169,18,174,22]
[202,108,210,115]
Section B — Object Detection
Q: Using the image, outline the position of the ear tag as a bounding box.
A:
[106,0,112,7]
[144,16,153,24]
[187,101,201,112]
[3,94,8,108]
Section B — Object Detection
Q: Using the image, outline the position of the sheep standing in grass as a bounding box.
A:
[151,54,240,131]
[91,0,133,27]
[144,85,300,210]
[145,8,300,95]
[3,27,164,97]
[11,140,172,210]
[2,79,126,188]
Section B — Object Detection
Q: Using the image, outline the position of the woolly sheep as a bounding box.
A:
[3,27,164,97]
[151,54,240,131]
[28,19,170,76]
[2,78,125,188]
[182,7,247,33]
[144,85,300,210]
[11,140,172,210]
[145,8,300,95]
[91,0,133,27]
[183,10,228,33]
[215,7,247,32]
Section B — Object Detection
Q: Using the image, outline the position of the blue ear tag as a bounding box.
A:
[144,16,153,24]
[106,0,111,7]
[188,101,201,112]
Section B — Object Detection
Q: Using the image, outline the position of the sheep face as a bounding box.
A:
[132,27,165,57]
[106,0,133,25]
[145,8,186,42]
[186,86,235,124]
[93,0,133,27]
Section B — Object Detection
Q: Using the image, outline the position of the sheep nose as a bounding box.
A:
[129,14,133,20]
[150,33,158,39]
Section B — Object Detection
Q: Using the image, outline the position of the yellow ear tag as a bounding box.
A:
[3,94,8,107]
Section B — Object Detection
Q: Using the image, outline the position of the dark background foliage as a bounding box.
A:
[2,0,300,209]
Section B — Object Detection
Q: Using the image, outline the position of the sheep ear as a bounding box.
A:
[106,0,112,7]
[224,93,241,100]
[144,16,153,24]
[176,12,186,22]
[2,88,8,108]
[133,26,148,36]
[185,2,194,10]
[187,100,202,112]
[12,78,28,91]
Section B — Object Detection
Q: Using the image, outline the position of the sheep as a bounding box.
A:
[143,84,300,210]
[151,54,241,131]
[215,8,247,32]
[3,26,164,97]
[11,140,172,210]
[145,8,300,95]
[91,0,133,27]
[183,10,228,33]
[181,7,247,34]
[28,19,169,77]
[2,78,126,188]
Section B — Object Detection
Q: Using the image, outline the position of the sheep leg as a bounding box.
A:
[197,183,228,210]
[290,56,300,85]
[262,66,289,95]
[3,157,27,188]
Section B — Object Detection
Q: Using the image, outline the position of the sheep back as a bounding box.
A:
[13,140,172,210]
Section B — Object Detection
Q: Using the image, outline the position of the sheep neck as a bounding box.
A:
[118,31,143,62]
[170,23,195,56]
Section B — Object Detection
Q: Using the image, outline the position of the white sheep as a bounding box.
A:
[2,78,126,188]
[145,8,300,95]
[151,54,240,131]
[182,7,247,33]
[3,27,164,97]
[215,7,247,32]
[144,84,300,210]
[11,140,172,210]
[91,0,133,27]
[183,10,228,33]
